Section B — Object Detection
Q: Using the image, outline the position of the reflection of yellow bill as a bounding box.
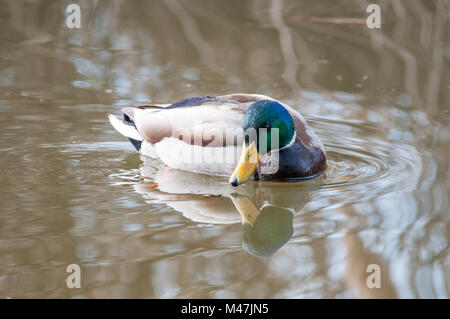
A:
[229,141,260,187]
[230,194,260,226]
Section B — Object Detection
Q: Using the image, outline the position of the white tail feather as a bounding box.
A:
[108,114,143,141]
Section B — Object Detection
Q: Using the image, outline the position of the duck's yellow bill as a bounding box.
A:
[229,141,260,187]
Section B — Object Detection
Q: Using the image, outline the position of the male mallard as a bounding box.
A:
[108,93,326,186]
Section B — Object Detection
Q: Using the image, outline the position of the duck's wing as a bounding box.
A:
[120,94,274,147]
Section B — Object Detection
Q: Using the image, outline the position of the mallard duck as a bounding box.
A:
[108,93,326,186]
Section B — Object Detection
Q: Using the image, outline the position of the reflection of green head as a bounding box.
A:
[242,206,293,258]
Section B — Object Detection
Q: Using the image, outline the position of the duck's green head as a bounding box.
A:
[243,100,295,152]
[229,100,295,187]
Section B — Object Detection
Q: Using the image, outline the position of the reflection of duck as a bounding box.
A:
[134,162,310,257]
[109,93,326,187]
[231,194,293,258]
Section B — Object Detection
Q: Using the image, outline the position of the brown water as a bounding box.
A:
[0,0,449,298]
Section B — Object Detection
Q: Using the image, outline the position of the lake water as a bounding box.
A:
[0,0,448,298]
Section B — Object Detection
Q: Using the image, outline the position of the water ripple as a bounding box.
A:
[314,118,423,204]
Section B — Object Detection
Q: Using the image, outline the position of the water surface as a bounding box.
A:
[0,0,449,298]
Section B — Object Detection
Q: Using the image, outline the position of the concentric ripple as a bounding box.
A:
[310,117,423,204]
